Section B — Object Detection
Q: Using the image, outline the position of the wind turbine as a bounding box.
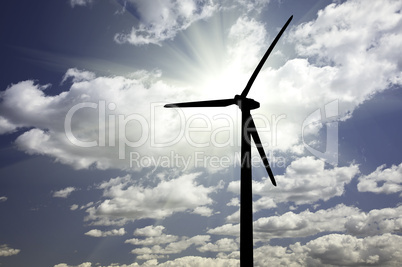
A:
[164,15,293,266]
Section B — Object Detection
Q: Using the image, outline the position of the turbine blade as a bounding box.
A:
[240,15,293,98]
[164,98,235,108]
[249,117,277,186]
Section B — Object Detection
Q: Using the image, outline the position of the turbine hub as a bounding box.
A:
[234,95,260,110]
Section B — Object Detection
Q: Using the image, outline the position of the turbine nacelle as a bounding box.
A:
[234,95,260,110]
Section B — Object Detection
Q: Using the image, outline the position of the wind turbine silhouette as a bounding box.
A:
[164,15,293,266]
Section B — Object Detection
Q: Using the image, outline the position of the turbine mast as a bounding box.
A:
[240,103,253,266]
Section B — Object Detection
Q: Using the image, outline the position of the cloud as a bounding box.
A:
[69,0,93,8]
[288,0,402,109]
[0,115,18,134]
[56,257,239,266]
[228,156,359,206]
[255,204,402,240]
[61,68,96,84]
[134,225,166,237]
[252,233,402,267]
[227,16,269,73]
[235,0,271,13]
[209,204,402,241]
[114,0,216,46]
[253,204,358,240]
[357,162,402,195]
[153,256,239,267]
[197,238,238,253]
[54,263,92,267]
[125,234,178,247]
[125,225,212,259]
[84,228,126,237]
[71,202,94,211]
[207,223,239,237]
[130,235,210,255]
[0,196,7,202]
[126,225,179,247]
[53,187,77,198]
[344,206,402,236]
[85,173,217,225]
[192,206,214,217]
[302,233,402,266]
[53,233,402,266]
[0,70,194,170]
[0,244,20,256]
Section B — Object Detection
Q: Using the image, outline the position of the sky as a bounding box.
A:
[0,0,402,266]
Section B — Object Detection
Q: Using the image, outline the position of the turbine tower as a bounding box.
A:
[164,15,293,267]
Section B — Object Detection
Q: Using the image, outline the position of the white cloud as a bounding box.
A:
[61,68,96,83]
[54,262,148,267]
[70,204,79,210]
[209,204,402,241]
[125,234,178,247]
[250,234,402,266]
[0,70,195,170]
[125,225,213,259]
[288,0,402,109]
[54,233,402,266]
[252,234,402,266]
[253,204,357,240]
[0,196,7,202]
[85,173,216,225]
[253,243,305,267]
[235,0,271,13]
[197,238,238,253]
[54,263,92,267]
[192,206,214,217]
[253,196,276,213]
[126,225,178,247]
[84,228,126,237]
[228,16,268,73]
[90,257,239,266]
[80,202,94,210]
[183,258,227,266]
[344,206,402,236]
[227,198,239,207]
[228,156,359,206]
[114,0,216,46]
[207,223,239,237]
[0,115,18,134]
[130,235,210,255]
[53,187,77,198]
[225,210,240,223]
[302,233,402,266]
[0,244,20,256]
[357,163,402,195]
[255,204,402,240]
[134,225,165,237]
[69,0,93,8]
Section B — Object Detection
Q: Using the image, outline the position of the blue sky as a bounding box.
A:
[1,0,402,266]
